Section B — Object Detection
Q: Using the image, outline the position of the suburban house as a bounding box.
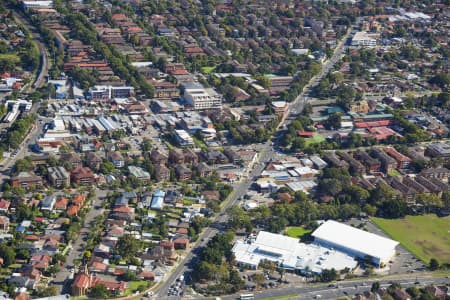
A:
[0,199,10,213]
[40,195,57,211]
[0,216,9,232]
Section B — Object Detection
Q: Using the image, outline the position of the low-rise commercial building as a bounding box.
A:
[233,231,357,274]
[312,220,398,266]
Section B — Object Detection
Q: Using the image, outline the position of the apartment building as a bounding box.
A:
[182,82,222,110]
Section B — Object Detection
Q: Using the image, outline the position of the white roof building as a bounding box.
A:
[174,129,194,146]
[285,180,317,193]
[351,31,378,47]
[22,0,53,9]
[182,82,222,110]
[232,231,357,274]
[312,220,399,266]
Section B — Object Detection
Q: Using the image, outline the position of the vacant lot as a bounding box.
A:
[372,214,450,264]
[285,226,312,239]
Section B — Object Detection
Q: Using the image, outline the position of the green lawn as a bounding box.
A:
[192,136,207,150]
[285,226,312,239]
[125,280,149,295]
[182,198,195,206]
[201,66,216,74]
[371,214,450,264]
[0,54,20,63]
[164,141,175,150]
[388,169,401,176]
[304,133,325,146]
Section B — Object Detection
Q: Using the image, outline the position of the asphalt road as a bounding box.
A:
[0,12,50,175]
[52,188,108,294]
[155,22,360,300]
[207,275,450,300]
[12,11,49,90]
[0,115,49,181]
[156,144,275,299]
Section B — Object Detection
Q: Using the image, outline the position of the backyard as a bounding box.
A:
[372,214,450,265]
[304,133,325,146]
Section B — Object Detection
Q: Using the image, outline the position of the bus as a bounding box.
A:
[240,294,254,300]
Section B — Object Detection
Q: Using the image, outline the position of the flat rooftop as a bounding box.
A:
[233,231,357,273]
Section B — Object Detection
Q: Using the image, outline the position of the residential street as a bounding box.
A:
[52,188,108,294]
[155,21,357,300]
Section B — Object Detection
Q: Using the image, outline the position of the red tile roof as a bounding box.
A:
[73,273,90,289]
[0,199,10,210]
[66,205,79,216]
[297,131,315,137]
[354,120,393,128]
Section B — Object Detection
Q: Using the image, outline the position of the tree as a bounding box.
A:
[228,205,252,232]
[121,270,137,281]
[15,203,35,222]
[320,268,338,282]
[406,286,420,298]
[100,161,115,174]
[443,191,450,207]
[378,199,407,218]
[319,178,343,196]
[371,281,380,292]
[362,204,377,216]
[429,73,450,89]
[259,259,276,274]
[336,85,357,110]
[429,258,439,270]
[16,249,30,260]
[325,113,342,130]
[416,193,443,211]
[116,235,140,261]
[347,185,370,203]
[15,157,33,173]
[252,273,266,286]
[90,284,110,298]
[0,244,15,266]
[33,282,53,295]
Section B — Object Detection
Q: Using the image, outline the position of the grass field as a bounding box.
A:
[285,226,312,239]
[304,133,325,146]
[372,214,450,264]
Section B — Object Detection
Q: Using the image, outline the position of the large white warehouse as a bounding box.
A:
[232,231,357,274]
[312,220,399,266]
